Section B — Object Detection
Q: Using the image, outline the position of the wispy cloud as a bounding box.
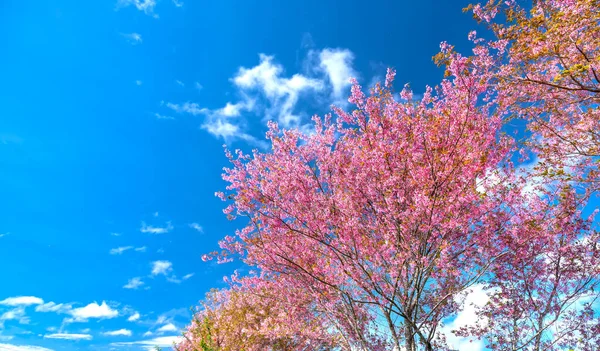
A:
[140,221,173,234]
[110,232,121,237]
[135,80,143,86]
[154,113,175,121]
[109,246,133,255]
[0,307,29,326]
[172,0,184,7]
[317,48,356,103]
[0,343,54,351]
[110,336,183,349]
[165,102,207,116]
[188,223,203,233]
[182,273,194,280]
[121,32,143,45]
[156,323,177,333]
[170,48,357,144]
[175,80,184,87]
[44,333,92,340]
[116,0,158,18]
[127,312,141,322]
[35,302,72,314]
[233,53,323,127]
[134,246,147,252]
[151,261,172,276]
[0,296,43,306]
[165,276,181,284]
[194,82,203,91]
[123,277,144,290]
[103,329,132,337]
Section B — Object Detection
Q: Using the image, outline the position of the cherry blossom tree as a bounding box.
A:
[176,276,336,351]
[202,64,526,350]
[465,0,600,195]
[177,2,600,350]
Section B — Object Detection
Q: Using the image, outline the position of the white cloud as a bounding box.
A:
[233,54,323,127]
[0,297,43,306]
[166,102,207,116]
[142,331,153,337]
[175,80,184,87]
[201,118,252,141]
[0,307,29,325]
[220,102,248,117]
[0,343,54,351]
[165,276,181,284]
[194,82,203,91]
[135,80,143,86]
[154,113,175,121]
[121,32,143,45]
[103,329,132,337]
[134,246,147,252]
[140,221,173,234]
[172,0,183,7]
[182,273,194,280]
[123,277,144,290]
[151,261,172,276]
[116,0,157,17]
[69,301,118,321]
[166,48,358,144]
[110,232,121,237]
[35,302,71,314]
[156,323,177,333]
[44,333,92,340]
[127,312,140,322]
[440,284,489,351]
[188,223,203,233]
[109,246,133,255]
[317,48,356,102]
[110,336,183,350]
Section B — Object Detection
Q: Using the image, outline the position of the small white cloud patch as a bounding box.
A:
[127,312,141,322]
[0,296,44,306]
[151,261,172,276]
[69,301,118,321]
[121,32,143,45]
[44,333,92,340]
[140,221,173,234]
[156,323,177,333]
[35,302,71,313]
[109,246,133,255]
[116,0,157,18]
[0,343,54,351]
[318,48,356,102]
[188,223,203,233]
[123,277,144,290]
[103,329,132,337]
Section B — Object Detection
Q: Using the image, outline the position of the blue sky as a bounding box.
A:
[0,0,483,350]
